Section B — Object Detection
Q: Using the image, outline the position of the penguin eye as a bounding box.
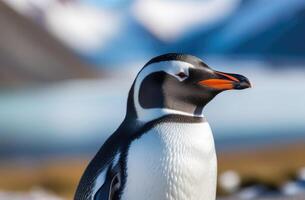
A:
[176,72,188,79]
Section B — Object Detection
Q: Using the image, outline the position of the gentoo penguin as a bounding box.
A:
[74,53,251,200]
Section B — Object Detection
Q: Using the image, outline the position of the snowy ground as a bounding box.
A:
[0,190,304,200]
[0,189,63,200]
[218,195,305,200]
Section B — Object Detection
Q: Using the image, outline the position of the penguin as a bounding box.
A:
[74,53,251,200]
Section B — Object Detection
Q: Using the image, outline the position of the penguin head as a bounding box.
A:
[129,53,251,121]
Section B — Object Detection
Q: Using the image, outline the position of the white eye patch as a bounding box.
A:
[174,67,189,81]
[163,61,192,81]
[138,60,193,83]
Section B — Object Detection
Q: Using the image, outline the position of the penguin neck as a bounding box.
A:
[138,107,204,123]
[133,99,205,123]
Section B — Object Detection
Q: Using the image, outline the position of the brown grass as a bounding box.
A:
[0,143,304,198]
[0,158,88,199]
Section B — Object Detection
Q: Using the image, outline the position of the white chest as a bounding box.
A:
[121,121,217,200]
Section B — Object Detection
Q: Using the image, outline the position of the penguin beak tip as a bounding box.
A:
[233,77,252,90]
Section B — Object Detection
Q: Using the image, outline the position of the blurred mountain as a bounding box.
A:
[196,0,305,60]
[91,0,305,66]
[3,0,305,67]
[0,1,100,87]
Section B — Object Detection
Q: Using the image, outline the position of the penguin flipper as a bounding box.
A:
[94,165,121,200]
[74,129,126,200]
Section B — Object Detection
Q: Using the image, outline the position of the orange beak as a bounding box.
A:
[198,71,251,90]
[198,79,235,90]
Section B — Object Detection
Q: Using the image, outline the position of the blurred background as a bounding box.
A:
[0,0,305,199]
